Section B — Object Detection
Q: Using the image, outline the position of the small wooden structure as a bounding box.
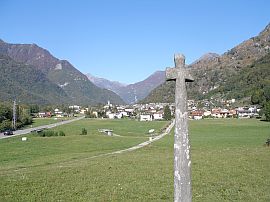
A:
[98,129,113,136]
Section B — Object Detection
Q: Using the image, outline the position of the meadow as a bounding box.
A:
[0,118,269,201]
[23,116,77,129]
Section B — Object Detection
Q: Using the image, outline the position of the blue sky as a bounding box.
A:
[0,0,269,84]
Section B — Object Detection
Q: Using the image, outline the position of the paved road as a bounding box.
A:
[0,116,85,140]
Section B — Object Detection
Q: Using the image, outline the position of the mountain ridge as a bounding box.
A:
[87,70,166,104]
[142,22,270,103]
[0,40,125,105]
[0,54,70,104]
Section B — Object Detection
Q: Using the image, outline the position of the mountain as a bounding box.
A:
[117,71,166,104]
[86,73,127,92]
[208,52,270,101]
[143,23,270,103]
[190,52,220,65]
[87,71,166,104]
[0,40,125,105]
[0,54,69,104]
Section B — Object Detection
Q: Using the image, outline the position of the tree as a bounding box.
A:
[251,89,264,105]
[30,104,39,113]
[0,104,12,122]
[263,83,270,102]
[164,105,172,120]
[264,101,270,122]
[0,120,12,132]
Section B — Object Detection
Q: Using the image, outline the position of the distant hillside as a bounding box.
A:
[87,71,166,104]
[143,23,270,103]
[0,40,125,105]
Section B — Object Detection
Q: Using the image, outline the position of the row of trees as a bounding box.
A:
[0,103,33,132]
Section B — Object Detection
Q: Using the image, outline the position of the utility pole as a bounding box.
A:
[166,54,194,202]
[12,100,16,130]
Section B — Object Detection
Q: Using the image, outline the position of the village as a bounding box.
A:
[37,99,261,121]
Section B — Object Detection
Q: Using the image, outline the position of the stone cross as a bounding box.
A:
[166,54,194,202]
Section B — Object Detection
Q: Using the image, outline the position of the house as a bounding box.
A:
[220,109,229,118]
[191,110,204,120]
[38,112,46,118]
[203,111,211,117]
[92,111,98,118]
[228,109,237,117]
[211,108,222,118]
[54,108,64,117]
[119,111,128,117]
[153,112,163,120]
[140,114,152,121]
[108,113,116,119]
[237,107,253,118]
[69,105,81,113]
[125,108,134,113]
[106,111,111,116]
[80,109,87,114]
[38,112,51,118]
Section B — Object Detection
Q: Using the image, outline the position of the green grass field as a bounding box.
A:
[23,117,75,129]
[0,119,269,201]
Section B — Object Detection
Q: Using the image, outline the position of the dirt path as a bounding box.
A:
[59,119,175,167]
[1,119,175,173]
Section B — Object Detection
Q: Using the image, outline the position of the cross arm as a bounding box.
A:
[185,69,194,82]
[166,67,194,82]
[166,67,178,81]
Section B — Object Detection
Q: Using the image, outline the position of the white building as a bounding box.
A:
[69,105,81,112]
[119,111,128,117]
[153,112,163,120]
[80,109,87,114]
[108,113,116,119]
[203,111,211,117]
[140,114,152,121]
[125,108,134,113]
[54,109,63,117]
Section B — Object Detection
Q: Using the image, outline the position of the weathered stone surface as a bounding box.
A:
[166,53,194,202]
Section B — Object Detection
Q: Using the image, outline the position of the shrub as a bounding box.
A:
[81,128,87,135]
[59,131,65,136]
[38,130,61,137]
[164,105,172,121]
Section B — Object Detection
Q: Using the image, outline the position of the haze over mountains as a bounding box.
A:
[85,73,127,94]
[143,23,270,103]
[0,40,125,105]
[87,71,165,104]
